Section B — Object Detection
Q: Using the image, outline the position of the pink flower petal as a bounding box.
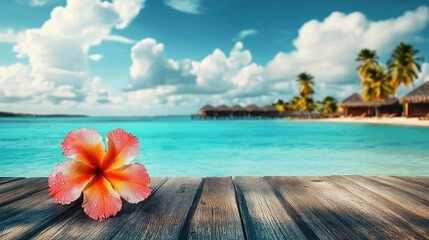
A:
[48,160,94,204]
[104,163,151,204]
[61,128,105,168]
[101,129,140,170]
[82,176,122,221]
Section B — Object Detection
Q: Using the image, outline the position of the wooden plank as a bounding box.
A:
[343,176,429,219]
[187,177,244,240]
[0,178,47,208]
[326,176,429,238]
[370,176,428,200]
[0,178,29,193]
[31,177,168,240]
[266,176,425,239]
[265,176,360,239]
[234,176,308,240]
[0,177,24,185]
[111,177,203,240]
[393,176,429,189]
[0,188,53,221]
[0,186,79,239]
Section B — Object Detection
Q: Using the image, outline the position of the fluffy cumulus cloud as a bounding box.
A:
[266,6,429,93]
[1,0,145,105]
[0,29,21,43]
[129,38,196,90]
[0,63,51,102]
[127,39,273,106]
[1,4,429,115]
[126,6,429,108]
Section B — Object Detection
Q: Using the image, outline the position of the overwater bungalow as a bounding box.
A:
[261,105,280,117]
[230,104,245,117]
[400,81,429,117]
[216,104,230,117]
[244,104,263,117]
[340,93,402,117]
[194,103,285,119]
[198,104,217,117]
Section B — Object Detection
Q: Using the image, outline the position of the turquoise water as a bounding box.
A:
[0,116,428,177]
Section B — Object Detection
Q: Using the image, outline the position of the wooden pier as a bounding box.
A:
[0,176,428,239]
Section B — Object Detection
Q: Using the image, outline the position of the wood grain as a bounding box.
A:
[187,177,244,240]
[0,176,427,239]
[111,177,203,240]
[0,178,47,208]
[0,185,78,239]
[326,176,429,238]
[266,176,426,239]
[343,175,429,219]
[0,177,23,185]
[371,176,428,200]
[31,177,168,240]
[234,176,308,240]
[394,176,429,188]
[265,176,360,240]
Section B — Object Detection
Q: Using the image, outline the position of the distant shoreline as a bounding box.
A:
[0,111,87,117]
[311,117,429,127]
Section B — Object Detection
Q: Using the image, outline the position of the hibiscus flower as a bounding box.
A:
[48,128,151,220]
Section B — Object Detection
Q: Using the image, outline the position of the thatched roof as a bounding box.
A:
[216,104,230,111]
[199,104,216,112]
[261,105,278,112]
[401,81,429,104]
[230,104,245,111]
[340,93,399,107]
[244,104,262,112]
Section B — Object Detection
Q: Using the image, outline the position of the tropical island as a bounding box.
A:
[195,41,429,126]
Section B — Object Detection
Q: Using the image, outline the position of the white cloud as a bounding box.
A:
[129,38,196,90]
[128,39,263,98]
[266,6,429,88]
[89,53,103,61]
[104,34,135,44]
[233,29,259,41]
[0,29,21,43]
[1,5,429,115]
[112,0,145,29]
[164,0,201,14]
[0,63,52,103]
[126,6,429,108]
[8,0,145,103]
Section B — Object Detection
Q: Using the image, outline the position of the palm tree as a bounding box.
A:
[296,72,315,97]
[273,99,287,112]
[361,66,393,117]
[290,95,302,111]
[321,96,338,114]
[296,96,314,112]
[356,49,380,79]
[388,42,424,94]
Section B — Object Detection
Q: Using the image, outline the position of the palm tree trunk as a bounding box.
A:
[374,101,378,117]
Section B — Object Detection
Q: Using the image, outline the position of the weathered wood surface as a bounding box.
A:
[0,176,427,240]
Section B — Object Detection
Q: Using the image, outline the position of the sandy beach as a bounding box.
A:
[314,117,429,127]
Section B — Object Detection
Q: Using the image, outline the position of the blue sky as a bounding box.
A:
[0,0,429,115]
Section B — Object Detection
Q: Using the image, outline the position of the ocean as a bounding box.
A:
[1,116,428,177]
